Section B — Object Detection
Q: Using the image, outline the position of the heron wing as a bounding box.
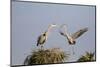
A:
[59,31,67,37]
[37,34,46,46]
[71,27,88,39]
[37,36,41,46]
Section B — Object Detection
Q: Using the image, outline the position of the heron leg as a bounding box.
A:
[72,46,75,55]
[41,45,44,50]
[70,45,75,55]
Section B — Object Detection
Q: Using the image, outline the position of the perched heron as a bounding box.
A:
[59,24,88,54]
[37,24,57,48]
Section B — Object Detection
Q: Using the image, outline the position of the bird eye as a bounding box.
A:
[43,34,46,36]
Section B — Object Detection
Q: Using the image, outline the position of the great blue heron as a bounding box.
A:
[37,24,57,48]
[59,24,88,54]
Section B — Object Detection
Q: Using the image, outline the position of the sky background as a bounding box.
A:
[12,1,96,65]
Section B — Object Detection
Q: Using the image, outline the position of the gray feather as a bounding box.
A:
[59,31,67,37]
[71,27,88,39]
[37,33,46,46]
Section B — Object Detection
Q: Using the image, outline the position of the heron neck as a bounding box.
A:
[46,26,53,35]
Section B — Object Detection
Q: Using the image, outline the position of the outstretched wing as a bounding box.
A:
[71,27,88,39]
[59,31,71,41]
[59,31,67,37]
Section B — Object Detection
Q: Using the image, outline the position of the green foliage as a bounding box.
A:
[77,52,95,62]
[24,48,68,65]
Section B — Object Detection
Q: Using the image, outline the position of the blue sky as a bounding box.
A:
[12,1,96,65]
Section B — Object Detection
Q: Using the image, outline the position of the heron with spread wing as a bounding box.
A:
[59,24,88,54]
[37,24,57,49]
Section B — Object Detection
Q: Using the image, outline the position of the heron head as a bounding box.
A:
[47,24,57,31]
[46,24,57,35]
[60,24,67,28]
[49,24,57,27]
